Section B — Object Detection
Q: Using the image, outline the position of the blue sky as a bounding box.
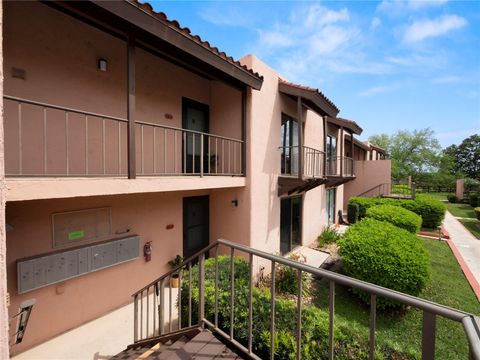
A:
[152,0,480,147]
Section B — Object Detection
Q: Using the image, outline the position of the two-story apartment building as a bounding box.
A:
[1,1,264,355]
[0,1,389,357]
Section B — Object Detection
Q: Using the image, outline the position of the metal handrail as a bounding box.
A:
[4,95,128,123]
[131,239,480,360]
[3,95,244,177]
[279,145,325,178]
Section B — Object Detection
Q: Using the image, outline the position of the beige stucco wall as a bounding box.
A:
[0,0,10,357]
[240,55,335,261]
[6,187,242,354]
[3,2,241,178]
[343,160,392,208]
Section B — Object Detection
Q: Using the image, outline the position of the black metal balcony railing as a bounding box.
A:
[280,145,325,178]
[3,95,244,177]
[326,156,354,177]
[131,239,480,360]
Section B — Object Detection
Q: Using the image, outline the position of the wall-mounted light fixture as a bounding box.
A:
[98,58,108,72]
[231,200,238,207]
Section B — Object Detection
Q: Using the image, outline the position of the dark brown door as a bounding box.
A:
[183,195,209,258]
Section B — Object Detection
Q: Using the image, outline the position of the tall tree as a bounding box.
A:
[454,134,480,179]
[368,133,390,151]
[369,128,441,181]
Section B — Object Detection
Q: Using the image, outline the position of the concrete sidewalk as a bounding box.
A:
[443,211,480,296]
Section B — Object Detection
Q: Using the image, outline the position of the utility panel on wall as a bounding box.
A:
[52,207,112,248]
[17,235,139,294]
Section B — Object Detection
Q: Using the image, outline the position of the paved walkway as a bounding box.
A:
[443,211,480,299]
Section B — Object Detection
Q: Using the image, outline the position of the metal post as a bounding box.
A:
[127,34,136,179]
[340,126,344,177]
[214,247,219,328]
[350,131,355,175]
[369,294,377,360]
[296,269,302,360]
[198,253,205,327]
[270,261,276,360]
[248,253,254,354]
[133,294,138,342]
[422,311,436,360]
[329,281,335,360]
[200,134,204,177]
[230,248,235,340]
[159,278,165,335]
[323,116,327,178]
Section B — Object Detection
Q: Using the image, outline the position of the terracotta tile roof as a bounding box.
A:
[336,117,363,133]
[127,0,263,81]
[278,79,339,113]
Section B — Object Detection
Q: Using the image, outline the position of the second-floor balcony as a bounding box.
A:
[326,156,354,178]
[280,145,325,179]
[3,96,244,179]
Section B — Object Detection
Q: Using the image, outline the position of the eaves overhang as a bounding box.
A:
[89,0,264,90]
[278,80,339,118]
[327,117,363,135]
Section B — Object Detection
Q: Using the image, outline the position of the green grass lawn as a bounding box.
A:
[445,202,477,218]
[460,219,480,239]
[313,238,480,359]
[423,192,449,202]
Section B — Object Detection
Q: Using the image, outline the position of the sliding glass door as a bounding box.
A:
[280,196,302,255]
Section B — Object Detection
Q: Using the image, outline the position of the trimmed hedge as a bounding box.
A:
[475,207,480,221]
[347,202,360,224]
[181,256,413,359]
[366,204,422,233]
[469,194,479,208]
[338,218,430,309]
[349,194,446,228]
[447,194,458,203]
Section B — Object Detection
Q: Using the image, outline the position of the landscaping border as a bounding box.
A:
[446,238,480,302]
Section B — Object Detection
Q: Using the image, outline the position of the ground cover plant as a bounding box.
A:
[317,226,340,247]
[366,204,422,233]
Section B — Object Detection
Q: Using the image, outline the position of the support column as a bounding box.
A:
[323,116,327,177]
[297,97,303,179]
[350,131,355,175]
[127,34,136,179]
[241,88,247,176]
[340,127,344,177]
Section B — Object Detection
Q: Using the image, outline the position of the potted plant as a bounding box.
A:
[168,255,183,288]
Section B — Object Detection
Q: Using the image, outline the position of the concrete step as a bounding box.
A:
[111,330,240,360]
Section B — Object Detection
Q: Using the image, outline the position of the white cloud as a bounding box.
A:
[358,85,398,97]
[378,0,448,14]
[258,30,294,48]
[371,17,382,30]
[403,15,468,43]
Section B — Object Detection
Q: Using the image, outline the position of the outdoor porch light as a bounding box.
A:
[98,58,108,72]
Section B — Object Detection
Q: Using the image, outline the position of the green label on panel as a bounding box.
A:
[68,230,85,240]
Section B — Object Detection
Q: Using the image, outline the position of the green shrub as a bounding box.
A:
[349,194,445,228]
[317,226,340,247]
[347,202,359,224]
[275,254,311,296]
[475,207,480,221]
[366,204,422,233]
[181,256,413,359]
[348,197,376,219]
[338,218,430,309]
[402,194,446,228]
[469,193,479,208]
[447,194,458,203]
[391,184,411,194]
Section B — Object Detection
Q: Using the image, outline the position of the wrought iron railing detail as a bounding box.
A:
[131,239,480,360]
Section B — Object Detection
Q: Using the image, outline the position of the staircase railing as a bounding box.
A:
[131,239,480,360]
[358,182,416,199]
